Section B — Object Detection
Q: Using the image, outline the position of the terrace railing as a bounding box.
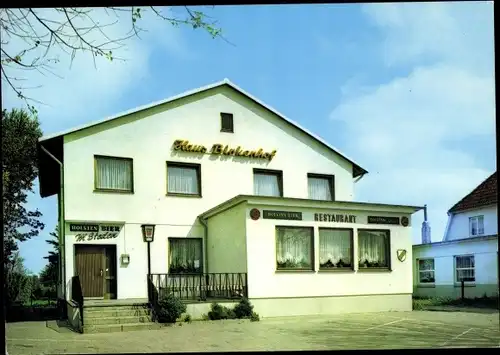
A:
[148,273,248,304]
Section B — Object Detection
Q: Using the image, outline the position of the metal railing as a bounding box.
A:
[148,273,248,303]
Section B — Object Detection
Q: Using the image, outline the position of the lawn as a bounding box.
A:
[413,295,499,310]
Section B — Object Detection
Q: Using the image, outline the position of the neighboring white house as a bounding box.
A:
[38,78,424,318]
[413,172,498,299]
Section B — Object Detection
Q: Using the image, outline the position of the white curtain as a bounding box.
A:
[169,239,202,273]
[276,227,312,269]
[168,166,199,194]
[358,230,388,266]
[254,173,280,196]
[308,177,332,200]
[319,229,352,267]
[96,157,132,190]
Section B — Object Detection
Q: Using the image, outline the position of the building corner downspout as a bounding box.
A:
[40,146,66,310]
[198,216,209,274]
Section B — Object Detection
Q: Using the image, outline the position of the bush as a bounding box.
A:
[208,302,236,320]
[183,314,192,323]
[207,299,260,321]
[250,312,260,322]
[155,293,186,324]
[233,297,254,319]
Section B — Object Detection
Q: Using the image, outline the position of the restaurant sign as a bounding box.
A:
[70,223,123,242]
[173,139,277,161]
[367,216,400,225]
[314,213,356,223]
[263,210,302,220]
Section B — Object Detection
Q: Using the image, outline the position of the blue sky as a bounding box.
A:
[2,3,495,274]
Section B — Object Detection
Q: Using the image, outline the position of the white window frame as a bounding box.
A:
[417,258,435,284]
[469,215,484,236]
[454,255,475,284]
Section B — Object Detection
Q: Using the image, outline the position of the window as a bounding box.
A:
[253,169,283,197]
[94,155,133,192]
[166,162,201,196]
[308,174,334,201]
[469,216,484,236]
[276,226,314,270]
[455,255,475,283]
[358,229,390,269]
[169,238,203,274]
[319,228,353,269]
[417,259,435,283]
[220,112,234,133]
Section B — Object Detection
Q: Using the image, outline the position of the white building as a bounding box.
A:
[413,172,498,299]
[38,79,424,319]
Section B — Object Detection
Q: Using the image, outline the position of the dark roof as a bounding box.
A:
[448,172,497,213]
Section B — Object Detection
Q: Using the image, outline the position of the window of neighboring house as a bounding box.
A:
[253,169,283,197]
[169,238,203,274]
[276,226,314,271]
[455,255,475,283]
[220,112,234,133]
[417,259,435,283]
[358,229,391,269]
[308,174,335,201]
[94,155,134,192]
[166,162,201,196]
[319,228,353,270]
[469,216,484,236]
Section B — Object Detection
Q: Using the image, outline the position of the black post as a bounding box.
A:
[461,280,465,301]
[147,242,152,303]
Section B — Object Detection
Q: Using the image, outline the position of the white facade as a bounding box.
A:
[38,80,424,317]
[413,201,498,298]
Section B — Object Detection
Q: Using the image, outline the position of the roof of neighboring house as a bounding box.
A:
[448,171,497,213]
[38,78,368,178]
[413,234,498,248]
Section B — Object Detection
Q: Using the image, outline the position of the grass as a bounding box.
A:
[413,294,499,310]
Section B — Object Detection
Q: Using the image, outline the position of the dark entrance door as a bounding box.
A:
[75,245,104,298]
[75,245,117,299]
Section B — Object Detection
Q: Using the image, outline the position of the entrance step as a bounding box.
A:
[84,315,151,326]
[82,303,157,333]
[84,308,151,318]
[83,322,166,334]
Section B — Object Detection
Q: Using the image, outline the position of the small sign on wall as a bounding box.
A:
[367,216,400,225]
[263,210,303,221]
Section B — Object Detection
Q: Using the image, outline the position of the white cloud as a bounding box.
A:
[331,2,495,243]
[1,7,188,133]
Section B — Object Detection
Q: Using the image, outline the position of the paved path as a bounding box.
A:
[6,311,500,354]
